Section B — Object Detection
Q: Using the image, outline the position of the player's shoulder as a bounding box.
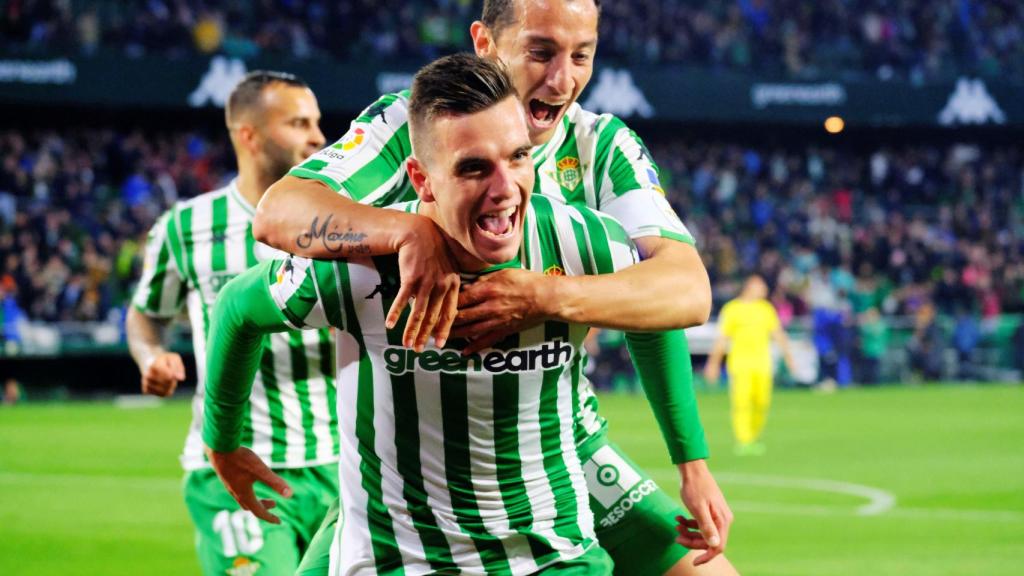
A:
[172,181,233,212]
[568,103,632,139]
[353,90,411,126]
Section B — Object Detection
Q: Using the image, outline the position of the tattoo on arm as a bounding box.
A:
[296,214,371,256]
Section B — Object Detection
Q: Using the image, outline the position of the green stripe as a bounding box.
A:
[210,195,228,272]
[281,271,320,328]
[339,124,412,204]
[660,229,696,246]
[439,370,512,574]
[336,261,404,572]
[289,167,342,192]
[538,322,583,545]
[261,338,288,464]
[313,262,345,329]
[591,117,620,205]
[318,328,339,454]
[287,330,318,462]
[568,216,595,276]
[143,240,169,311]
[371,255,458,571]
[245,223,257,267]
[599,214,632,248]
[577,208,614,274]
[355,92,403,124]
[607,145,643,201]
[529,196,565,272]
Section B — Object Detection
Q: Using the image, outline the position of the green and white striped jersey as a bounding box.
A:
[132,180,339,470]
[288,92,693,452]
[290,91,694,246]
[265,195,638,575]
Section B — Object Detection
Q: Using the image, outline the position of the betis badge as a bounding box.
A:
[556,156,581,191]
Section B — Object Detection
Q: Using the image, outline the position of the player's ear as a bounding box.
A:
[470,21,496,58]
[406,157,436,203]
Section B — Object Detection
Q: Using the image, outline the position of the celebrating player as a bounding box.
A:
[252,1,735,573]
[127,71,338,576]
[203,54,641,574]
[705,274,797,455]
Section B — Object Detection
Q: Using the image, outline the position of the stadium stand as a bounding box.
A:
[3,0,1022,81]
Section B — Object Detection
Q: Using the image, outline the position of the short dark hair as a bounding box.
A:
[408,53,516,160]
[481,0,602,40]
[225,70,308,126]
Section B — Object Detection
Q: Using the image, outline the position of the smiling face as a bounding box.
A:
[473,0,599,146]
[409,96,535,270]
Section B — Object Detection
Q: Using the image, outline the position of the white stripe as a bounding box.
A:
[334,331,377,573]
[270,332,308,466]
[187,197,214,309]
[302,329,336,464]
[572,113,599,210]
[248,372,275,462]
[551,205,586,276]
[415,370,487,573]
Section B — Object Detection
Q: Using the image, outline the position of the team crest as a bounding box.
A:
[556,157,581,191]
[226,557,262,576]
[544,265,565,276]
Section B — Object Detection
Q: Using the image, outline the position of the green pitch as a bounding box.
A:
[1,385,1022,575]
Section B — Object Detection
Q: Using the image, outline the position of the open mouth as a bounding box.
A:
[528,98,565,129]
[475,206,518,239]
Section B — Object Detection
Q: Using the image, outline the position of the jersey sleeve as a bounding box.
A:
[288,91,414,207]
[131,210,187,317]
[593,116,695,245]
[266,256,346,331]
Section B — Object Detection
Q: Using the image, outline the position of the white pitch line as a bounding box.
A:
[653,469,1024,523]
[713,472,897,516]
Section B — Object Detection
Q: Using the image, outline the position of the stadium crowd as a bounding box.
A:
[3,0,1023,81]
[2,124,1023,382]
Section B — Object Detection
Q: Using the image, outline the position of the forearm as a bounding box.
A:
[706,336,728,373]
[253,175,429,258]
[543,241,710,330]
[125,307,171,371]
[626,330,709,463]
[203,263,291,452]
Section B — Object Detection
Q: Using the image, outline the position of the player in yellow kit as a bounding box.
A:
[704,275,796,455]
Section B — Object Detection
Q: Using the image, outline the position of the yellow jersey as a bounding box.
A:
[719,298,780,372]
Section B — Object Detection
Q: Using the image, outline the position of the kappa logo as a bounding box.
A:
[188,56,247,108]
[556,157,581,191]
[938,78,1006,126]
[581,69,654,118]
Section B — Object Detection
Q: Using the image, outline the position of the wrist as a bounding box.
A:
[677,458,709,481]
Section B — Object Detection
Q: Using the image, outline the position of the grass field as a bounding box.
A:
[1,385,1022,575]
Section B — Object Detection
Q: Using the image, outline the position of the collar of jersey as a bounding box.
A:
[530,104,576,165]
[227,178,256,216]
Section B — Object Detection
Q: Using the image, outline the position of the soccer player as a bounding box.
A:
[204,54,631,574]
[126,71,338,576]
[253,1,735,574]
[704,275,797,455]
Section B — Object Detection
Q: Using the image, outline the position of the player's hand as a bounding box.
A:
[205,446,293,525]
[141,352,185,397]
[677,459,733,565]
[388,218,461,352]
[703,363,721,387]
[451,268,551,354]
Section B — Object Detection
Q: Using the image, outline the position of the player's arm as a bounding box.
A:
[202,257,335,523]
[252,95,458,351]
[703,328,730,387]
[126,211,186,397]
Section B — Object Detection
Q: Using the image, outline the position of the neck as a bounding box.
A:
[235,160,277,210]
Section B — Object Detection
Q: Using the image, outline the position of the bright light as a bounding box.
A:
[824,116,845,134]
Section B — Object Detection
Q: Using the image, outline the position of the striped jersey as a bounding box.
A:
[264,195,639,575]
[132,180,339,470]
[289,92,694,447]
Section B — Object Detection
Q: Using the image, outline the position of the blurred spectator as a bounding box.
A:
[856,307,888,385]
[908,303,944,381]
[2,1,1022,82]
